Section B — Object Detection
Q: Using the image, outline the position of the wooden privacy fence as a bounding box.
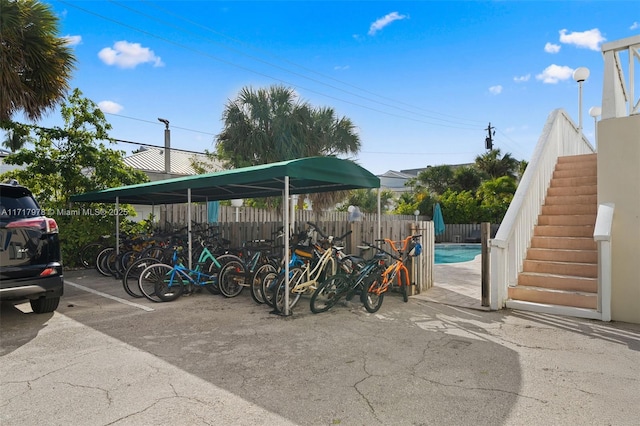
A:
[159,204,495,244]
[159,204,420,226]
[159,215,435,295]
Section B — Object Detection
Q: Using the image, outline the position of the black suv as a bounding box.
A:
[0,181,63,313]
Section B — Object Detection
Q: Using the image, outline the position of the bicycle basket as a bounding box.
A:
[408,242,422,257]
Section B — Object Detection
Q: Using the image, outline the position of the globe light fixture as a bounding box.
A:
[572,67,590,132]
[589,106,602,146]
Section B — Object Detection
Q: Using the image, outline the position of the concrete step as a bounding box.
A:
[537,214,596,226]
[522,259,597,278]
[546,185,597,197]
[517,272,598,292]
[553,167,597,179]
[526,247,597,263]
[545,194,597,206]
[549,175,597,188]
[557,153,597,164]
[541,204,597,215]
[533,225,594,238]
[530,236,597,250]
[508,285,597,309]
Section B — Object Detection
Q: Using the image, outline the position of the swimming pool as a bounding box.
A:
[435,244,481,264]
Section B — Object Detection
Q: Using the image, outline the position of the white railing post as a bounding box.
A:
[594,203,614,322]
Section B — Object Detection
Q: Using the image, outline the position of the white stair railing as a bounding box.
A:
[489,109,595,310]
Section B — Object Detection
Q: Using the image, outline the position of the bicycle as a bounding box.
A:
[309,244,387,314]
[217,229,284,299]
[273,223,351,314]
[360,234,422,313]
[137,245,242,302]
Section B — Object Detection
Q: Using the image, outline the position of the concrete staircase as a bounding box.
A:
[508,153,598,310]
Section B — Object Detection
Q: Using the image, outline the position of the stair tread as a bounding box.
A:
[519,271,597,280]
[510,285,596,296]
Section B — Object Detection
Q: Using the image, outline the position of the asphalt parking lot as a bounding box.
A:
[2,267,640,426]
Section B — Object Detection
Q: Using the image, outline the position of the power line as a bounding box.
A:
[56,0,484,131]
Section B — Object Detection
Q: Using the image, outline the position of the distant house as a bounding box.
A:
[123,147,223,181]
[123,147,224,221]
[379,163,475,195]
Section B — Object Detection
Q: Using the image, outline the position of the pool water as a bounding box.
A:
[435,244,481,264]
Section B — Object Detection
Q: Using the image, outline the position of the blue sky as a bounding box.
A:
[30,1,640,174]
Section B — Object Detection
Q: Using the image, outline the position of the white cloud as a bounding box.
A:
[334,65,350,71]
[98,100,123,114]
[368,12,408,36]
[514,74,530,83]
[559,28,605,51]
[544,42,561,53]
[489,85,503,95]
[62,35,82,46]
[631,22,639,30]
[535,64,574,84]
[98,41,164,69]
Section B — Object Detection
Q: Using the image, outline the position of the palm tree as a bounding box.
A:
[475,149,519,179]
[0,0,76,122]
[216,85,361,211]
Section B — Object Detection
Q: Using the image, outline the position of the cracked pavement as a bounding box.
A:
[1,268,639,425]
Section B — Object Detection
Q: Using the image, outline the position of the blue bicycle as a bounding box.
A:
[137,245,241,302]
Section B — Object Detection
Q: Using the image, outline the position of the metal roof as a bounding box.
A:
[71,156,380,205]
[123,148,222,175]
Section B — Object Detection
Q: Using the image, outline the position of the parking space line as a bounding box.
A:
[66,280,155,312]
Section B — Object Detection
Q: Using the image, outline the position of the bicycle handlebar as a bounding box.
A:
[306,222,352,243]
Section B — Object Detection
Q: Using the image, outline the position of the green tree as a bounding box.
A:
[338,188,395,214]
[451,166,483,193]
[1,89,148,206]
[216,85,361,211]
[415,165,454,195]
[0,0,76,122]
[474,149,519,179]
[476,176,517,223]
[439,189,482,224]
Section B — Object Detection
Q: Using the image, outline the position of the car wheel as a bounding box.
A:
[30,297,60,314]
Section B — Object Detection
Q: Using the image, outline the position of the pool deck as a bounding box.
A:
[413,255,489,310]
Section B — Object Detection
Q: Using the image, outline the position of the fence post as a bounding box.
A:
[481,222,491,306]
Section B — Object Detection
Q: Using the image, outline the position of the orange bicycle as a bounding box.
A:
[361,234,422,313]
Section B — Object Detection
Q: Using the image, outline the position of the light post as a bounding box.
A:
[572,67,590,132]
[231,199,243,222]
[158,118,170,174]
[589,106,602,147]
[414,209,420,223]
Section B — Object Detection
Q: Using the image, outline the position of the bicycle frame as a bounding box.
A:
[290,243,338,294]
[366,235,420,296]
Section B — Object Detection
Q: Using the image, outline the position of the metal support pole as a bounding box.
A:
[481,222,491,307]
[115,197,120,255]
[283,177,290,316]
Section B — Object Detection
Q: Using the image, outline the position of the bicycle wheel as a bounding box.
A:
[274,267,305,313]
[218,260,246,298]
[261,271,278,308]
[95,247,114,277]
[310,275,349,314]
[138,263,184,302]
[79,242,104,268]
[205,254,242,295]
[400,280,409,303]
[250,263,276,304]
[361,278,385,313]
[122,257,159,298]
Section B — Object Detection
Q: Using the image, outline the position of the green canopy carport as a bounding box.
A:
[71,156,380,205]
[71,156,381,316]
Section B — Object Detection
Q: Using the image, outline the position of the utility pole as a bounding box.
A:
[485,122,495,150]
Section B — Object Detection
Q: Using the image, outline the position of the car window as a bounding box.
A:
[0,192,42,219]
